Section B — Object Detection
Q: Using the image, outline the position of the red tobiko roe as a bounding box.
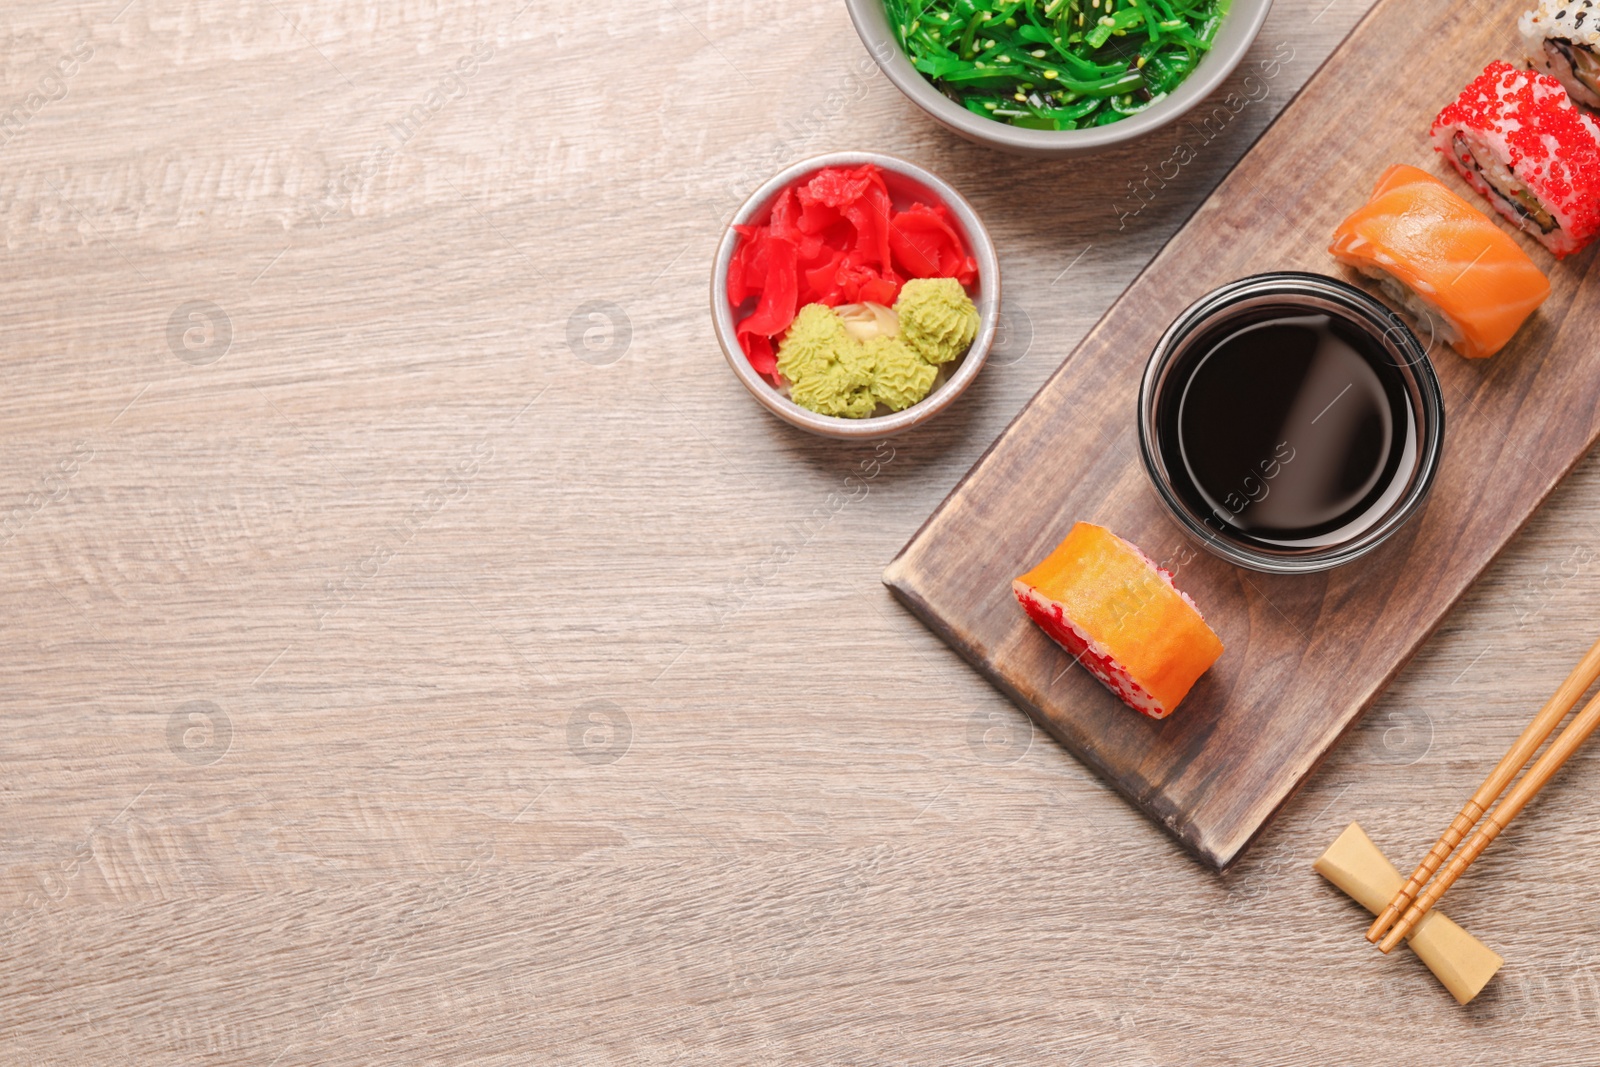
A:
[1431,60,1600,257]
[727,164,979,384]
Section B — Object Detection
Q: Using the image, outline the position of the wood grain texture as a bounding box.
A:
[884,0,1600,870]
[5,0,1600,1064]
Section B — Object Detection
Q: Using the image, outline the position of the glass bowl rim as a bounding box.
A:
[1135,271,1447,575]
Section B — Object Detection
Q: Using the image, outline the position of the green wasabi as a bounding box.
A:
[777,284,979,419]
[779,304,876,418]
[897,278,980,365]
[775,303,851,384]
[862,337,938,412]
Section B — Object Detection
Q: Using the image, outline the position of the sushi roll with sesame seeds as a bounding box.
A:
[1431,61,1600,257]
[1521,0,1600,109]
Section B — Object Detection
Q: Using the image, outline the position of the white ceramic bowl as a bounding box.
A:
[844,0,1275,158]
[711,152,1000,440]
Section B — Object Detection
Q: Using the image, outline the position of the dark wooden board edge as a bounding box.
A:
[882,574,1235,867]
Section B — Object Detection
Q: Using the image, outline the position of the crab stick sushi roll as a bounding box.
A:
[1431,61,1600,257]
[1521,0,1600,109]
[1329,165,1551,360]
[1013,523,1223,720]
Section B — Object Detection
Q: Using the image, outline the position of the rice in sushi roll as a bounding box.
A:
[1431,61,1600,257]
[1521,0,1600,109]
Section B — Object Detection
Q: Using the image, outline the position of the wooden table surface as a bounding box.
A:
[5,1,1600,1063]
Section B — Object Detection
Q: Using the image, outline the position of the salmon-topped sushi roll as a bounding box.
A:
[1329,165,1551,360]
[1014,523,1223,720]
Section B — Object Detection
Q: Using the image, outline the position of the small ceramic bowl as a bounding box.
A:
[844,0,1275,158]
[711,151,999,441]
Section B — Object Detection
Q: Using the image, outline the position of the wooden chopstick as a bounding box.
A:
[1366,635,1600,943]
[1378,683,1600,952]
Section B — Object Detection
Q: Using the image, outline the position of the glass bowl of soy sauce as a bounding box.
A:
[1138,272,1445,574]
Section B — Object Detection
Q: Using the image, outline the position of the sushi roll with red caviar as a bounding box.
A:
[1521,0,1600,109]
[1431,61,1600,257]
[1013,523,1223,720]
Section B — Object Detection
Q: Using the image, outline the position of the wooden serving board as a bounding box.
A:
[884,0,1600,869]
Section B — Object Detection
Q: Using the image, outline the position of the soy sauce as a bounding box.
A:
[1156,310,1416,548]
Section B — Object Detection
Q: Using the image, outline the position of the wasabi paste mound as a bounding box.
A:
[775,304,852,385]
[778,304,876,419]
[896,277,980,365]
[862,337,937,412]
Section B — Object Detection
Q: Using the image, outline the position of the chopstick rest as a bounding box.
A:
[1315,823,1503,1004]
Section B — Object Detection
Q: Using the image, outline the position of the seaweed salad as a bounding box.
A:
[884,0,1230,130]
